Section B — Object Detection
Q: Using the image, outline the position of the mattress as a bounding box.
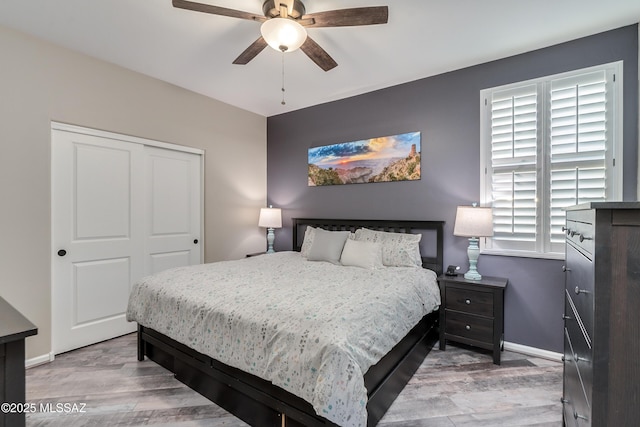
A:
[127,251,440,427]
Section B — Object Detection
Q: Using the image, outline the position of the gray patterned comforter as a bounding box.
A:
[126,251,440,427]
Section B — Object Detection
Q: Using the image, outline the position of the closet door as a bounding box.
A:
[144,146,201,274]
[52,125,203,355]
[52,130,144,354]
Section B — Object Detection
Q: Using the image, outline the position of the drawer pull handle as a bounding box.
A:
[465,325,471,331]
[574,411,588,421]
[574,286,589,295]
[563,226,571,235]
[562,314,571,320]
[578,233,592,242]
[570,230,577,237]
[465,299,471,305]
[561,397,569,404]
[562,265,571,272]
[561,356,566,362]
[574,354,587,363]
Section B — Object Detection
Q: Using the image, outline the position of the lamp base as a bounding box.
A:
[464,270,483,281]
[464,237,482,280]
[266,228,275,254]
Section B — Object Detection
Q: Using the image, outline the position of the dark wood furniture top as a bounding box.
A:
[137,218,445,427]
[0,297,37,345]
[0,297,37,427]
[562,202,640,427]
[437,275,507,365]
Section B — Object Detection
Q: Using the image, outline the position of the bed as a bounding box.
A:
[128,218,444,427]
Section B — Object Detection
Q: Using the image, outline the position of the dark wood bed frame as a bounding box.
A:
[137,218,444,427]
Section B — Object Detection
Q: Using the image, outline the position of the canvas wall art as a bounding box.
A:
[308,131,421,186]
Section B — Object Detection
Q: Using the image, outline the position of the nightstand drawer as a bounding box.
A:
[445,287,494,317]
[445,310,493,344]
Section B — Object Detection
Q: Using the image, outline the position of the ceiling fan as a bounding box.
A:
[172,0,389,71]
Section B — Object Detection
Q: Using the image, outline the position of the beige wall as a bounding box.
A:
[0,25,267,361]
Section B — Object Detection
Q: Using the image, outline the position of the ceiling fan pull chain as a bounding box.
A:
[281,50,286,105]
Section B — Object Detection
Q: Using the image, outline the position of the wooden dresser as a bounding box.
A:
[562,202,640,426]
[0,297,37,427]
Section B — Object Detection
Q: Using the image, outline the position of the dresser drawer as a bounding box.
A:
[565,244,595,337]
[566,210,595,258]
[445,287,494,317]
[444,310,493,344]
[563,328,591,427]
[565,292,593,406]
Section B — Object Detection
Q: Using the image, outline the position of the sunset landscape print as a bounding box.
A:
[308,132,421,186]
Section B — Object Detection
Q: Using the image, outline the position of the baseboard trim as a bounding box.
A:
[25,344,560,367]
[26,352,54,369]
[503,341,562,362]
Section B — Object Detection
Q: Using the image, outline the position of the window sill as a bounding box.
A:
[481,249,565,261]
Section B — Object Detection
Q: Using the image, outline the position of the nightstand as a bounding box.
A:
[437,274,508,364]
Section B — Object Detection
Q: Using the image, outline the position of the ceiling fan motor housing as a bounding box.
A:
[262,0,306,19]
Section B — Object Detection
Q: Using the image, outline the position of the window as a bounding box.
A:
[480,62,622,258]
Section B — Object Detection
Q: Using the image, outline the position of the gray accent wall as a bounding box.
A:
[266,25,639,353]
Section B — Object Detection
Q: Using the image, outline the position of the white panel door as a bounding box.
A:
[52,130,144,354]
[144,146,201,275]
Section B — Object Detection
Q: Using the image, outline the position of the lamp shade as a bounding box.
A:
[258,207,282,229]
[453,206,494,237]
[260,17,307,52]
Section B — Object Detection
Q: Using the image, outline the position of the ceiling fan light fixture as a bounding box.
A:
[261,17,307,53]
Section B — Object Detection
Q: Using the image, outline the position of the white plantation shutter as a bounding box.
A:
[480,62,621,258]
[549,71,608,246]
[490,86,538,162]
[492,171,537,242]
[489,85,539,251]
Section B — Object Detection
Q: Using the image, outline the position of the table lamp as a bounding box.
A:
[453,204,493,280]
[258,206,282,254]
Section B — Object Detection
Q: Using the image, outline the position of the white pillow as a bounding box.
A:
[300,226,317,258]
[354,228,422,268]
[307,229,351,264]
[340,239,383,269]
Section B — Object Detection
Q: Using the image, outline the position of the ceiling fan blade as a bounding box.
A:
[300,37,337,72]
[301,6,388,28]
[232,37,268,65]
[172,0,266,22]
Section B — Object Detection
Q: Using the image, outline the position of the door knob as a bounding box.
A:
[57,249,67,257]
[193,239,199,244]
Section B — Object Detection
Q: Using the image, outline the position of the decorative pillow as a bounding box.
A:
[354,228,422,268]
[307,229,351,264]
[340,239,383,269]
[300,226,317,258]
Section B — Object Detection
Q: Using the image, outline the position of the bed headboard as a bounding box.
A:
[291,218,445,276]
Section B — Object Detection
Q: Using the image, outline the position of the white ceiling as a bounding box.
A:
[0,0,639,117]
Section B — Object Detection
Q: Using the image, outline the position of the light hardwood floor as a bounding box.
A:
[26,333,562,426]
